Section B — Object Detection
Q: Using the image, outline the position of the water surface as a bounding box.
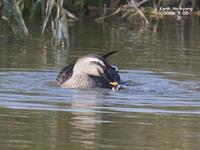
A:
[0,17,200,149]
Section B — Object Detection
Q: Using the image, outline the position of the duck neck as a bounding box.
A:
[62,72,95,88]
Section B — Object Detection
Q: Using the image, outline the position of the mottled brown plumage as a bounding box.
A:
[56,51,120,89]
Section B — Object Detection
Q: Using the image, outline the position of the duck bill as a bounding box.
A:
[109,81,118,86]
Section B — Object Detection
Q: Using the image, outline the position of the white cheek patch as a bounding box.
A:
[87,58,105,67]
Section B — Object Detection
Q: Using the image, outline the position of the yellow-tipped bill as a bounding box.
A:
[109,81,118,86]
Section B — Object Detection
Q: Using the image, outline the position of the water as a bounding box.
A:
[0,17,200,149]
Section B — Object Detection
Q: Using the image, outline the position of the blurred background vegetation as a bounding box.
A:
[0,0,199,48]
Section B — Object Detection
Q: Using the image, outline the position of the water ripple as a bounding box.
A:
[0,69,200,115]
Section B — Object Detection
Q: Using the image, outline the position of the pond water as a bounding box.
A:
[0,17,200,149]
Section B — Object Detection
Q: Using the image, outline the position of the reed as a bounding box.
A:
[0,0,77,48]
[0,0,199,47]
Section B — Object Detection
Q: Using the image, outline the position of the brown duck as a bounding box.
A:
[56,51,121,89]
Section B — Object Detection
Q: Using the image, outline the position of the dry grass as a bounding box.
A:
[0,0,77,48]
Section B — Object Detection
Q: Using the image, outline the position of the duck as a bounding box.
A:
[56,51,121,90]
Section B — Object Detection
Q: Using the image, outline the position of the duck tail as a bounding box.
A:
[102,51,117,59]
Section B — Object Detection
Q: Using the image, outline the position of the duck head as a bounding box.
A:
[73,54,120,88]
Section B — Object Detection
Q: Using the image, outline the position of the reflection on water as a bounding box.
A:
[70,90,102,149]
[0,17,200,149]
[0,69,200,149]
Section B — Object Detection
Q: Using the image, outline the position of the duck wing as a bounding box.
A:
[56,64,74,86]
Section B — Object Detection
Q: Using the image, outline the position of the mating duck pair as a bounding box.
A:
[56,51,121,90]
